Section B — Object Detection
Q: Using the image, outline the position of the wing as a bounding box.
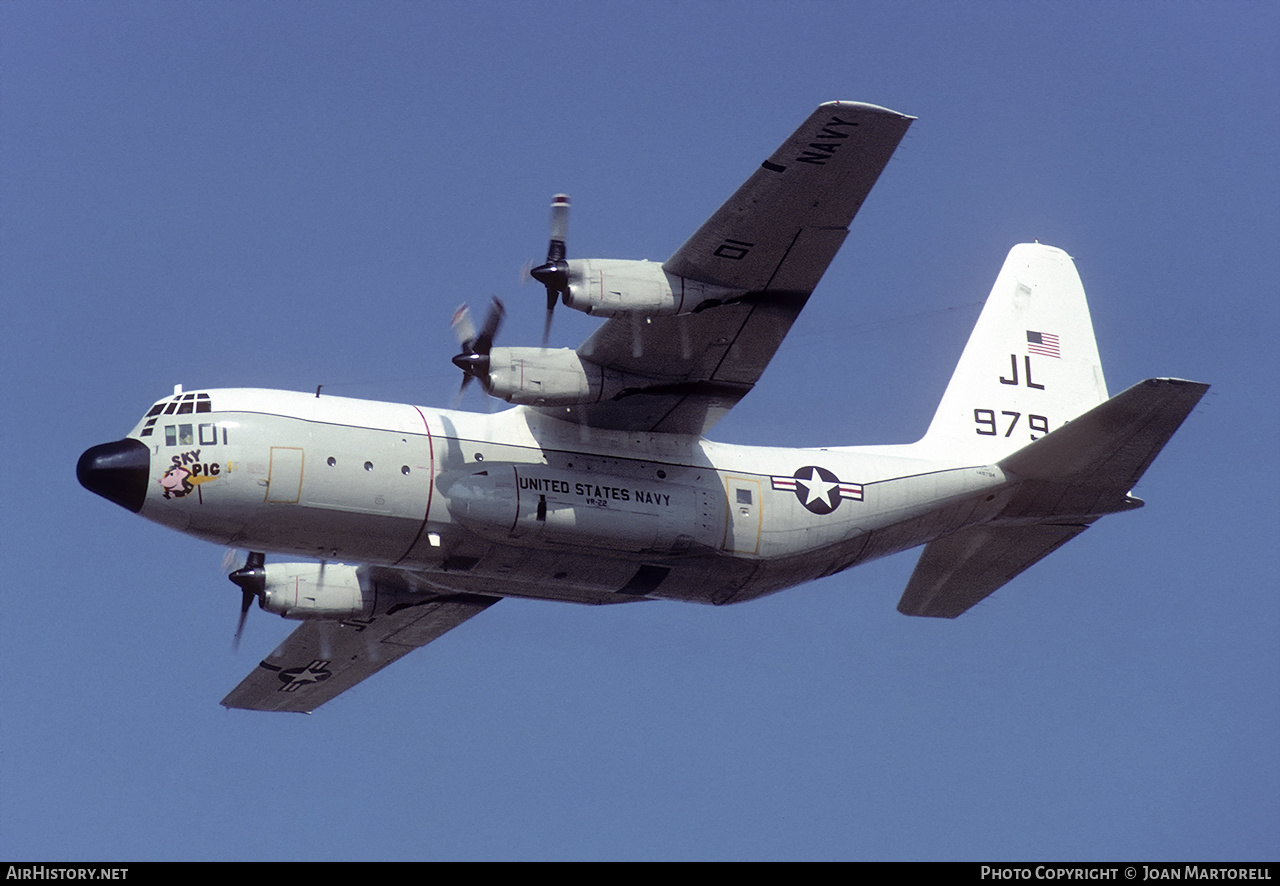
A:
[538,101,914,435]
[221,591,498,713]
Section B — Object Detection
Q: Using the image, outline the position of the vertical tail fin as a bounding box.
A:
[918,243,1108,463]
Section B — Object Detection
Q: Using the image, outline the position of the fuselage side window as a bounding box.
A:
[164,421,225,446]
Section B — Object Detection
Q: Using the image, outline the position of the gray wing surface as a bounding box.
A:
[221,592,498,713]
[540,102,914,435]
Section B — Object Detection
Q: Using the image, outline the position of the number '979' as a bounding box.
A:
[974,408,1049,440]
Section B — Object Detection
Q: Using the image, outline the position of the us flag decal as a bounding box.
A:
[1027,330,1060,358]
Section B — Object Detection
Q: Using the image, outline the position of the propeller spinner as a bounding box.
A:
[529,194,570,346]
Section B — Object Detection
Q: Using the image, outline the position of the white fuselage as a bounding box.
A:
[132,388,1012,607]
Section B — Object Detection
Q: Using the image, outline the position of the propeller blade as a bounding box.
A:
[228,551,266,651]
[450,303,476,350]
[234,589,254,651]
[474,296,505,354]
[453,373,472,407]
[547,193,569,263]
[530,194,570,346]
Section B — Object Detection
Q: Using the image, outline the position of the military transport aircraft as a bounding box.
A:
[77,102,1207,713]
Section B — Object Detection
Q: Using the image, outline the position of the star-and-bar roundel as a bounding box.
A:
[771,466,864,515]
[276,659,332,692]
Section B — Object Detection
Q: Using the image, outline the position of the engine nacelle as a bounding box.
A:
[562,259,740,317]
[486,347,600,406]
[486,347,659,406]
[260,562,374,620]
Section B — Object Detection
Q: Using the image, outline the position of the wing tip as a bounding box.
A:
[896,599,965,619]
[820,100,916,121]
[220,697,316,714]
[1146,376,1211,394]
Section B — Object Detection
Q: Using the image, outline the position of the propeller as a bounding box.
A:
[529,194,570,346]
[228,551,266,651]
[450,296,506,401]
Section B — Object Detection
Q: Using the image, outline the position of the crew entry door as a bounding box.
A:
[265,447,304,503]
[723,476,762,554]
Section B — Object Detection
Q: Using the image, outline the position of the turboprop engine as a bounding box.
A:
[525,195,743,341]
[452,301,621,406]
[226,555,385,648]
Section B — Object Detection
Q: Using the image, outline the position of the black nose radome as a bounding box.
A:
[77,438,150,513]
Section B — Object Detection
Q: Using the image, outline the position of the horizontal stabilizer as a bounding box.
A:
[898,522,1089,618]
[999,377,1209,492]
[899,377,1207,618]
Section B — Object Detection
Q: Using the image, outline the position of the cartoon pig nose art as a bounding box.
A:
[77,438,151,513]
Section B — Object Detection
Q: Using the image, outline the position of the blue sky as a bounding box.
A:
[2,1,1276,861]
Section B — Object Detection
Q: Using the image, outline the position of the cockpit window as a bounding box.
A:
[140,393,214,437]
[165,424,195,446]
